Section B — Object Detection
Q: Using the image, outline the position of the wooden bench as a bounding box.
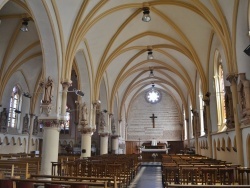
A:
[11,178,109,188]
[30,174,118,188]
[0,162,30,179]
[166,184,250,187]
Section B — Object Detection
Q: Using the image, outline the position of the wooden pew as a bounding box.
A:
[11,178,109,188]
[166,184,250,188]
[29,174,118,188]
[0,162,30,179]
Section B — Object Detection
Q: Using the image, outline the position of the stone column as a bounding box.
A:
[61,81,72,116]
[185,118,190,148]
[203,92,213,158]
[192,110,199,154]
[40,119,61,175]
[80,128,93,158]
[111,135,119,154]
[27,114,35,153]
[100,133,109,155]
[227,74,244,166]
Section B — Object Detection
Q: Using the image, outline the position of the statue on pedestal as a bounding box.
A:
[41,76,54,104]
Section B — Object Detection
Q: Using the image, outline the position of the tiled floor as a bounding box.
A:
[129,162,163,188]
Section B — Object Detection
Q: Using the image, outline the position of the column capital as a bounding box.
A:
[80,127,95,134]
[93,100,101,106]
[61,80,72,88]
[99,132,110,137]
[109,113,113,117]
[226,73,238,84]
[39,118,61,131]
[29,113,36,117]
[111,135,119,139]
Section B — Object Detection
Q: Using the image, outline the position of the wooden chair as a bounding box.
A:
[0,179,13,188]
[70,185,89,188]
[44,184,63,188]
[238,167,250,185]
[165,167,180,184]
[201,168,217,185]
[181,168,198,185]
[16,181,34,188]
[219,168,234,185]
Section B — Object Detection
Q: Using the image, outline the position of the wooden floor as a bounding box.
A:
[129,162,163,188]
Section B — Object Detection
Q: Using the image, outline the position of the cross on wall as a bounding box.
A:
[150,113,157,128]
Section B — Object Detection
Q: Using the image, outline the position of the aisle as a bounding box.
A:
[129,163,163,188]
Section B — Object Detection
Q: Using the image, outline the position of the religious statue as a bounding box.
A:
[33,116,39,135]
[0,108,8,132]
[79,102,88,121]
[111,114,116,134]
[99,111,106,131]
[41,76,54,104]
[225,86,235,128]
[22,114,29,134]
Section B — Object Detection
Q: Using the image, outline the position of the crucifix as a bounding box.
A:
[150,113,157,128]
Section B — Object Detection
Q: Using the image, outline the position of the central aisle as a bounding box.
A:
[129,163,163,188]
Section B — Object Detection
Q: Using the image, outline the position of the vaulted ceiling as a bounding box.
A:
[0,0,245,118]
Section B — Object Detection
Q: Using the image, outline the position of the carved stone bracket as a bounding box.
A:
[226,73,238,84]
[40,104,53,116]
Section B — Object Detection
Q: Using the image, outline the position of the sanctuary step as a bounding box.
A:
[129,163,163,188]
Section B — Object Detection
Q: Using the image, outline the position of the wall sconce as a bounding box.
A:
[66,88,84,97]
[23,92,32,98]
[142,7,151,22]
[102,109,108,113]
[20,18,29,32]
[244,44,250,56]
[15,109,21,114]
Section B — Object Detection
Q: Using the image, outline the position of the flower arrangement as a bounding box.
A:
[152,153,158,158]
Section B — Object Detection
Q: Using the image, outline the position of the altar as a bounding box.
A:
[138,140,170,162]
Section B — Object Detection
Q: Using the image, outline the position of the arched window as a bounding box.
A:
[199,79,205,136]
[214,51,226,131]
[183,111,187,140]
[60,106,70,134]
[8,85,21,128]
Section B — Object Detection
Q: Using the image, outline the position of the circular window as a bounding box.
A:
[146,89,161,103]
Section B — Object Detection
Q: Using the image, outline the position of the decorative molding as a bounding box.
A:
[226,147,231,152]
[232,146,237,152]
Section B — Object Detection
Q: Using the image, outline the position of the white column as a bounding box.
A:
[111,136,119,154]
[81,131,92,158]
[100,134,109,155]
[227,74,244,166]
[41,126,60,175]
